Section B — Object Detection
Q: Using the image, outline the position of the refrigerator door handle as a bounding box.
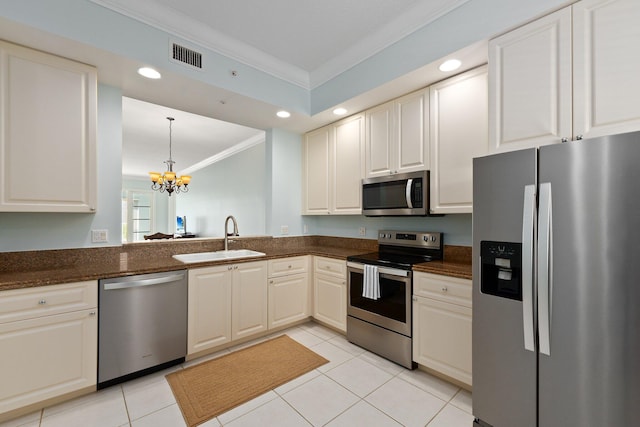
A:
[522,185,536,352]
[538,182,553,356]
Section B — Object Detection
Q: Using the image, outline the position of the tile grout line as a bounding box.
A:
[119,385,133,427]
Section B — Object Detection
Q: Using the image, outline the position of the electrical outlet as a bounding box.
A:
[303,224,308,234]
[91,229,108,243]
[281,225,289,235]
[359,227,366,236]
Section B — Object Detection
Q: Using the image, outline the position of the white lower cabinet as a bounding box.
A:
[268,256,310,329]
[413,272,472,387]
[187,265,233,354]
[231,262,268,340]
[187,261,267,355]
[313,257,347,332]
[0,281,97,415]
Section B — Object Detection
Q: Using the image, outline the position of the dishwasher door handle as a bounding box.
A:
[103,273,186,290]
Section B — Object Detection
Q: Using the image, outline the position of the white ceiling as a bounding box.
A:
[121,97,265,178]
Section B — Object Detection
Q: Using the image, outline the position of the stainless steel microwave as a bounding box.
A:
[362,171,433,216]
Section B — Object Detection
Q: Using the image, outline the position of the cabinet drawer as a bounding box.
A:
[268,256,308,277]
[413,273,471,308]
[0,281,98,324]
[314,257,346,278]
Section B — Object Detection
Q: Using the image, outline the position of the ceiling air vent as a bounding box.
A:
[171,43,202,69]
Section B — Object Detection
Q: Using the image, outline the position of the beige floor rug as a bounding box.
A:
[166,334,329,426]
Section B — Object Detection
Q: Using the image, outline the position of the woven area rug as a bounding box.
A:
[166,334,329,426]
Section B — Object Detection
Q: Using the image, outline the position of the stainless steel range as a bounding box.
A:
[346,230,443,369]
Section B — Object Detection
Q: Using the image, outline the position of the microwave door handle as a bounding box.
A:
[405,179,413,208]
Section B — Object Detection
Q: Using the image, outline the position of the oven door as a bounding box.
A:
[347,262,412,336]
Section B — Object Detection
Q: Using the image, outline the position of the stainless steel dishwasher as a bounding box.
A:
[98,270,187,388]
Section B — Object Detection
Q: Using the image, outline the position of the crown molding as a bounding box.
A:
[180,133,265,175]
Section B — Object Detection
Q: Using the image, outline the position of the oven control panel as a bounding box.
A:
[378,230,442,249]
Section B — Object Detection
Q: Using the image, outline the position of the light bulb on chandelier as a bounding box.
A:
[149,117,192,196]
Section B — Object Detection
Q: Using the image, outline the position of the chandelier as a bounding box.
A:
[149,117,191,196]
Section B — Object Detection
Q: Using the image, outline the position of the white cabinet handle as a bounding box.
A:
[441,287,448,292]
[233,265,238,270]
[38,299,46,305]
[89,311,96,316]
[227,266,233,270]
[288,265,292,269]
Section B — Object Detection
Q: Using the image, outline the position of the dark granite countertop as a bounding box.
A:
[0,236,471,291]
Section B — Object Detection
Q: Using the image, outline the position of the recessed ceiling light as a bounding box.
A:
[438,59,462,72]
[276,110,291,118]
[138,67,161,79]
[333,108,347,116]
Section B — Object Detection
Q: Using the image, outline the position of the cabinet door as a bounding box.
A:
[332,114,364,214]
[573,0,640,139]
[313,274,346,332]
[268,273,309,329]
[488,7,572,152]
[430,66,488,214]
[396,89,429,174]
[0,309,97,414]
[232,261,268,340]
[302,126,331,214]
[365,102,394,178]
[0,40,97,212]
[413,296,472,386]
[187,266,232,354]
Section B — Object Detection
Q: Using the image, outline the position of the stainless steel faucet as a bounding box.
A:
[224,215,239,251]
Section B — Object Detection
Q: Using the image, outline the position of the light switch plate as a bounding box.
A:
[359,227,366,236]
[280,225,289,235]
[91,229,108,243]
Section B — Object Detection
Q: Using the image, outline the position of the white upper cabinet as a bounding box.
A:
[302,126,331,214]
[365,102,394,178]
[365,89,429,178]
[489,0,640,153]
[0,40,97,212]
[430,66,488,214]
[488,7,572,153]
[573,0,640,139]
[302,114,364,215]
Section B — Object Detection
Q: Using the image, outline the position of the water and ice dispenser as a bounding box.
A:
[480,241,522,300]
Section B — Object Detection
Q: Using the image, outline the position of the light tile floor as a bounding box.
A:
[1,322,473,427]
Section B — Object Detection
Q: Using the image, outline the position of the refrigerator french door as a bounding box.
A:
[472,131,640,427]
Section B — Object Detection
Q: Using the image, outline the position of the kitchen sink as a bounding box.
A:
[172,249,266,264]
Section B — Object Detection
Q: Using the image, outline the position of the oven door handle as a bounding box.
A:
[347,262,409,278]
[405,179,414,209]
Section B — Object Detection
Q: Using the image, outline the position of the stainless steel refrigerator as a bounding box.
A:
[472,131,640,427]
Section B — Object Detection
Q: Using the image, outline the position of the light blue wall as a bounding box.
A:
[0,0,569,115]
[0,0,309,114]
[0,84,123,252]
[304,215,472,246]
[266,129,304,237]
[175,143,267,237]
